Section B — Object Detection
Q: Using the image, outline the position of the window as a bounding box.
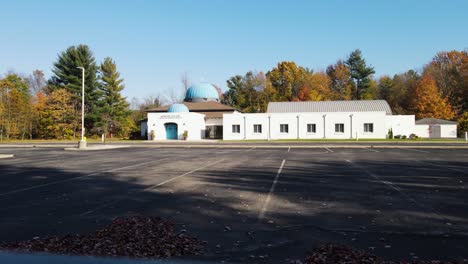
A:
[335,123,344,133]
[364,123,374,133]
[307,124,316,133]
[232,124,240,133]
[280,124,289,133]
[253,124,262,133]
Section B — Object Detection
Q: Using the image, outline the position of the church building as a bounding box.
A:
[141,82,457,140]
[143,83,236,140]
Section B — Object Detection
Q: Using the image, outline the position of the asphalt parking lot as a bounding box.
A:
[0,146,467,263]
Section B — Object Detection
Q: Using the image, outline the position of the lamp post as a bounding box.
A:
[77,67,86,149]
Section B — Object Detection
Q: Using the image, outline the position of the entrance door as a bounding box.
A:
[165,123,178,140]
[205,126,223,139]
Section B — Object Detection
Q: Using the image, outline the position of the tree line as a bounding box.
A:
[221,49,468,134]
[1,46,467,140]
[0,45,136,140]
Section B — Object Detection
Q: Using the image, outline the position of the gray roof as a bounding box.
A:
[415,118,457,125]
[266,100,392,115]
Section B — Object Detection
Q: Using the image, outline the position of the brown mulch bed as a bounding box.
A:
[0,216,203,259]
[304,244,462,264]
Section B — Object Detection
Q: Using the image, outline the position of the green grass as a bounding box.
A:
[0,138,146,144]
[221,138,467,143]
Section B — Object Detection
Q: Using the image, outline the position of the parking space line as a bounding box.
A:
[143,159,225,191]
[323,147,333,153]
[287,146,291,153]
[405,148,430,153]
[0,158,169,197]
[344,159,449,222]
[80,158,225,216]
[258,159,286,220]
[418,160,468,174]
[365,147,380,152]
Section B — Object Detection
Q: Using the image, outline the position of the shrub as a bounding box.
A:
[394,135,401,139]
[183,130,188,140]
[409,133,419,139]
[387,128,393,139]
[150,130,155,140]
[402,135,407,139]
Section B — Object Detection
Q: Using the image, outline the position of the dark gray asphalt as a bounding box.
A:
[0,147,467,263]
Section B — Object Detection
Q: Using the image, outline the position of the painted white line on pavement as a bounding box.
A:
[0,158,169,197]
[344,159,449,222]
[247,147,256,152]
[287,146,291,153]
[418,160,467,174]
[365,147,380,152]
[345,160,413,200]
[80,158,225,216]
[258,159,286,220]
[406,148,430,153]
[143,159,225,191]
[323,147,334,153]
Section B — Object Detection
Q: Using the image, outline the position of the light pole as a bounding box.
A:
[77,67,86,148]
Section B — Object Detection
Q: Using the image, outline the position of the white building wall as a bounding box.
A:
[416,124,457,138]
[205,118,223,126]
[414,125,430,138]
[223,112,392,140]
[385,115,415,137]
[147,112,205,140]
[440,124,457,138]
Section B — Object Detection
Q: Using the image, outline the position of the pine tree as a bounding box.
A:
[49,44,102,135]
[98,57,131,138]
[345,49,375,99]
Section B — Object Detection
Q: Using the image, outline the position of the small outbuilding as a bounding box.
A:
[414,118,457,138]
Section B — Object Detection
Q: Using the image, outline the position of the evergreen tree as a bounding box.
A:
[377,76,393,101]
[98,57,131,138]
[345,49,375,99]
[49,44,102,135]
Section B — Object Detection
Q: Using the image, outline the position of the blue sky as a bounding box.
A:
[1,0,467,101]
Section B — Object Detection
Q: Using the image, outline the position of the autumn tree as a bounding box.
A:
[390,70,419,114]
[39,89,77,139]
[326,60,354,100]
[49,44,102,136]
[26,70,47,94]
[223,72,267,112]
[345,49,375,99]
[97,57,131,138]
[377,76,393,102]
[457,112,468,136]
[410,74,455,119]
[266,62,309,101]
[0,74,33,139]
[307,72,332,101]
[423,50,468,115]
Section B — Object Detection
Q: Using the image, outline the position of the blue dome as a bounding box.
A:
[167,103,189,113]
[185,83,219,102]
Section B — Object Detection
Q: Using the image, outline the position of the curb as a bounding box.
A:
[64,145,130,151]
